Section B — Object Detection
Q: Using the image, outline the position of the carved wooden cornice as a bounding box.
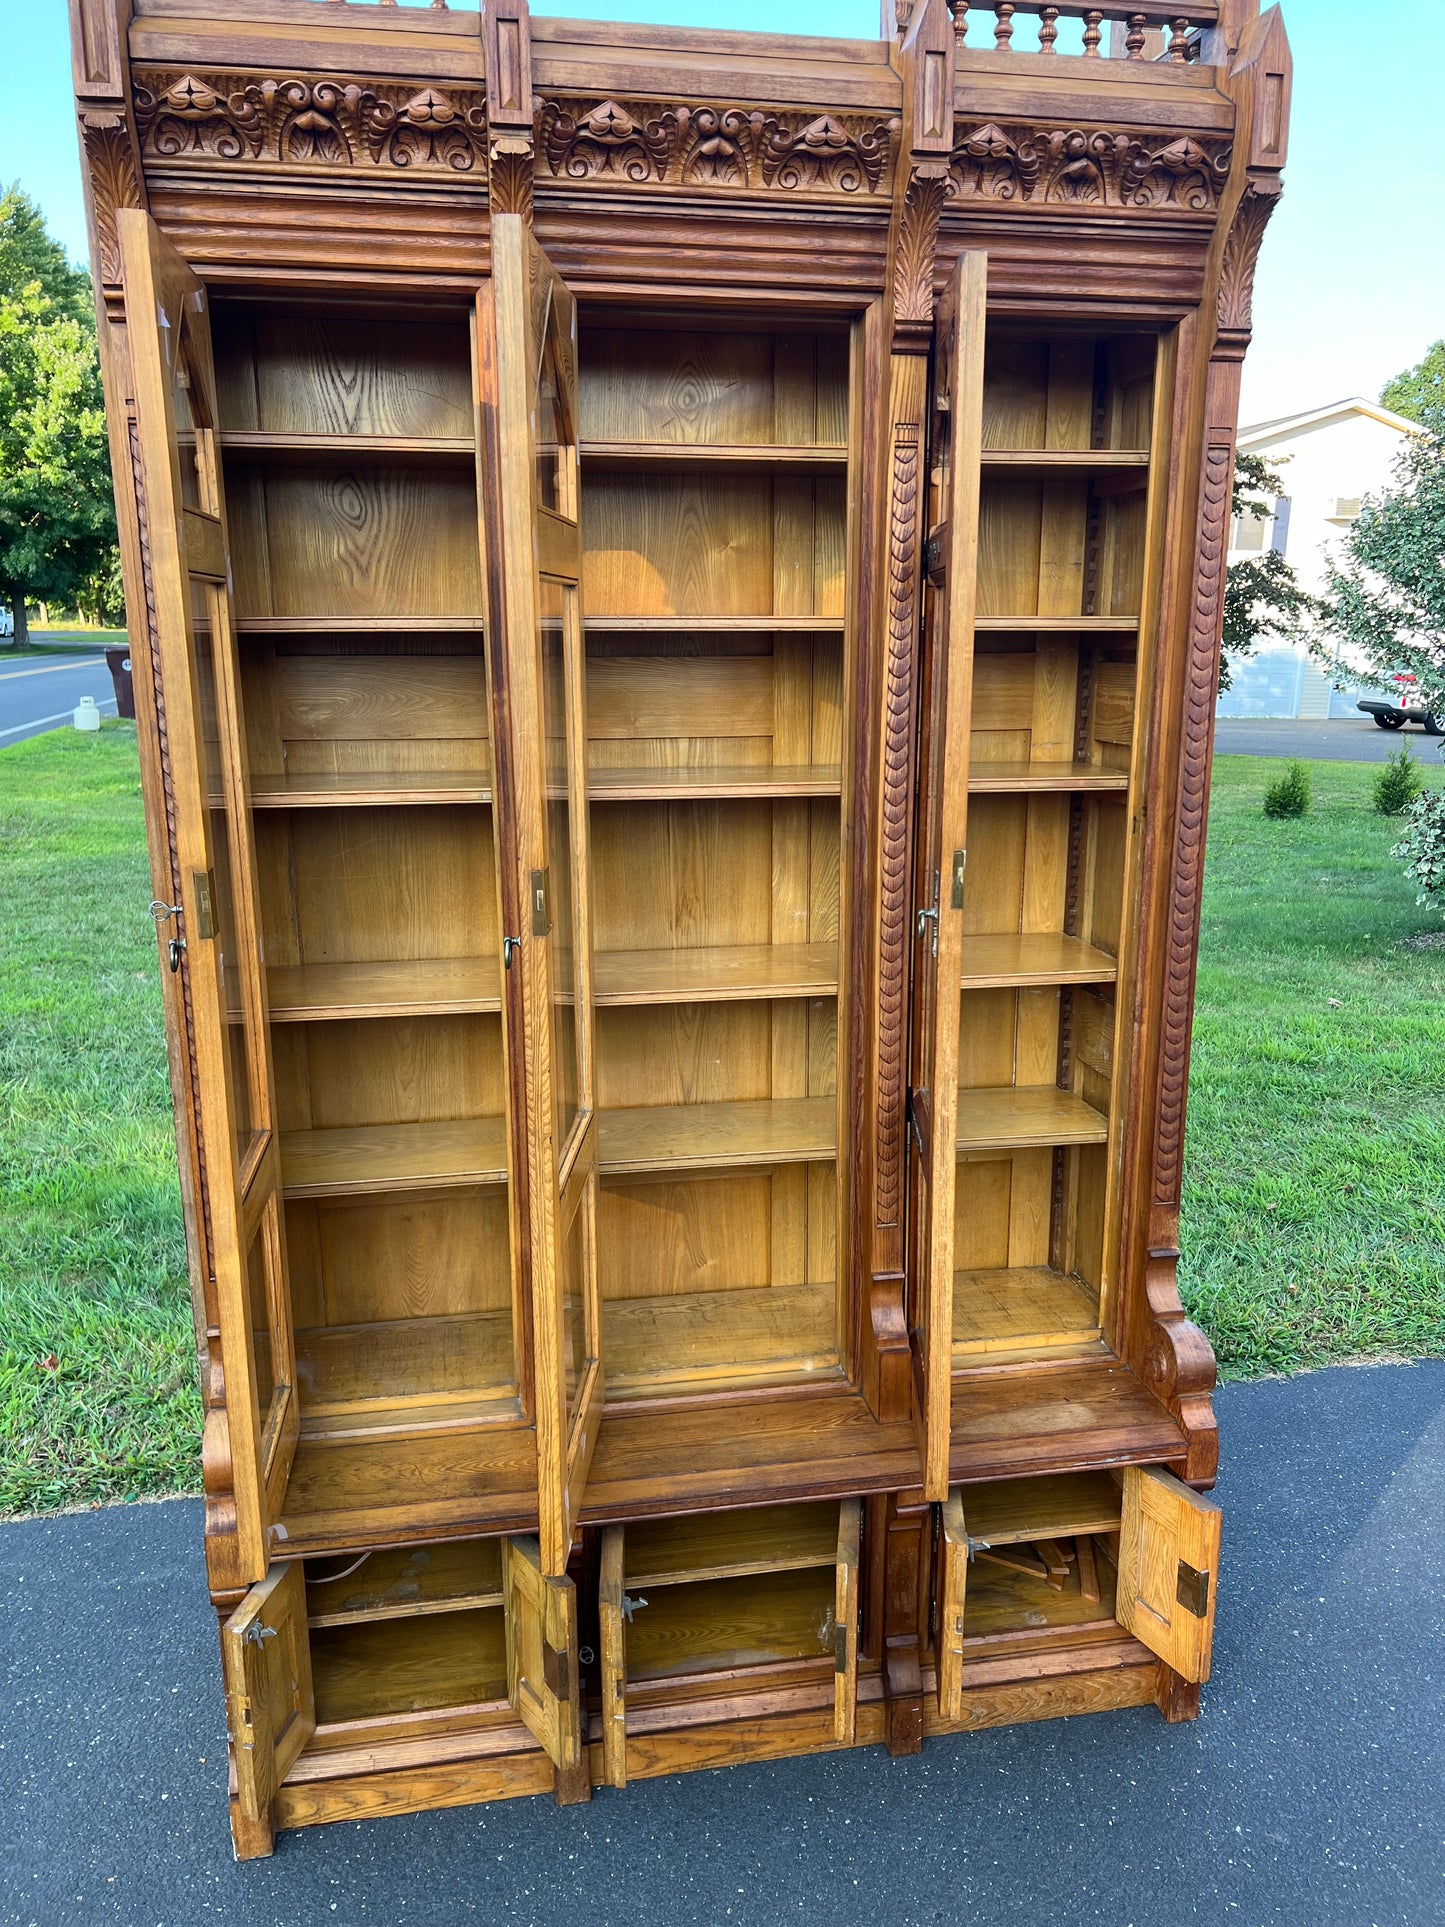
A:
[947,124,1233,210]
[537,99,902,196]
[133,70,491,176]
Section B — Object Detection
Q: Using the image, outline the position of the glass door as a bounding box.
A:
[119,210,297,1578]
[478,216,601,1576]
[908,251,987,1501]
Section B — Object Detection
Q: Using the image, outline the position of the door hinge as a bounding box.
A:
[907,1088,927,1161]
[950,849,967,910]
[1176,1561,1210,1619]
[542,1640,571,1701]
[530,867,551,937]
[192,868,216,940]
[916,868,940,957]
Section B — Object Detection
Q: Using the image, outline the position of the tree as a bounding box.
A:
[1311,418,1445,715]
[1381,339,1445,432]
[0,187,119,644]
[1219,450,1317,692]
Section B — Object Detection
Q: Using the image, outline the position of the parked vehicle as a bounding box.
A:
[0,607,13,640]
[1357,671,1442,734]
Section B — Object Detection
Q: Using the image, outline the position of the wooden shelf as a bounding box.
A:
[959,933,1117,989]
[599,1097,835,1176]
[279,1425,539,1560]
[603,1280,840,1401]
[305,1540,505,1629]
[582,441,848,469]
[959,1471,1123,1549]
[596,942,837,1005]
[268,958,500,1022]
[235,616,486,635]
[952,1264,1104,1361]
[582,1384,921,1524]
[589,765,840,802]
[266,944,838,1024]
[583,616,843,634]
[295,1311,518,1437]
[281,1099,832,1196]
[220,431,474,462]
[967,761,1129,794]
[250,771,493,809]
[948,1362,1185,1486]
[973,616,1139,634]
[956,1085,1109,1154]
[622,1501,841,1589]
[981,449,1149,469]
[280,1116,508,1199]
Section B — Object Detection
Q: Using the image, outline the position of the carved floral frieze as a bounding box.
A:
[133,70,491,174]
[948,123,1232,210]
[535,98,902,194]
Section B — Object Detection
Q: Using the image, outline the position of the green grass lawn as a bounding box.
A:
[0,722,197,1512]
[0,729,1442,1514]
[1180,754,1445,1376]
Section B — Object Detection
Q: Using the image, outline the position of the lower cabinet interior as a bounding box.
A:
[303,1539,519,1735]
[596,1499,860,1781]
[951,1471,1125,1644]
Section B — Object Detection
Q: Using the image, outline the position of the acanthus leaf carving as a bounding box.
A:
[1216,177,1281,346]
[133,70,490,175]
[892,164,949,334]
[78,108,145,293]
[538,96,899,195]
[948,122,1231,210]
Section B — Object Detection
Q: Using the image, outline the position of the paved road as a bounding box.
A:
[3,1359,1442,1926]
[1215,716,1445,763]
[0,649,117,748]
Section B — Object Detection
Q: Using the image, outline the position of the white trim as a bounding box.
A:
[1239,396,1426,446]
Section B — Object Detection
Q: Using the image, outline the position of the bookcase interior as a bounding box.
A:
[953,328,1156,1371]
[212,302,859,1467]
[579,315,852,1403]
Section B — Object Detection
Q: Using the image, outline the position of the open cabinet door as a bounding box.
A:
[907,251,987,1501]
[479,216,602,1579]
[1116,1467,1222,1684]
[936,1488,969,1720]
[833,1499,862,1744]
[221,1564,315,1823]
[118,211,297,1580]
[502,1535,582,1770]
[597,1525,628,1787]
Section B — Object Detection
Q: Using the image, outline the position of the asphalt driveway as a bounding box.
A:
[0,650,116,747]
[1214,716,1445,763]
[3,1359,1443,1927]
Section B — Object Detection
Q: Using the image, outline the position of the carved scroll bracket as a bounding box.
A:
[1213,174,1281,362]
[78,108,147,315]
[489,134,536,219]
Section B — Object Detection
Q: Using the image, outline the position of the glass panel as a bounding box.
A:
[541,575,580,1156]
[244,1213,278,1433]
[170,339,205,513]
[191,578,262,1167]
[561,1182,590,1421]
[536,331,564,514]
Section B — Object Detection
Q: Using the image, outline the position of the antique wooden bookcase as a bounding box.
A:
[72,0,1288,1856]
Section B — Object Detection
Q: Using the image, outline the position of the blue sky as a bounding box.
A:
[3,0,1441,426]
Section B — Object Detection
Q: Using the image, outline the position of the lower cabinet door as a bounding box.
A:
[223,1536,584,1823]
[596,1498,863,1784]
[935,1465,1222,1720]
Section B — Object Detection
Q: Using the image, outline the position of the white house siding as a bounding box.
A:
[1217,399,1422,719]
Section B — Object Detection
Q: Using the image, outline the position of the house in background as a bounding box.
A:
[1218,397,1424,720]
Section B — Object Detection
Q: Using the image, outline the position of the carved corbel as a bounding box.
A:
[70,0,147,317]
[484,0,536,220]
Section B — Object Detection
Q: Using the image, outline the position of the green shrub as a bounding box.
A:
[1373,743,1425,815]
[1393,788,1445,917]
[1262,759,1312,819]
